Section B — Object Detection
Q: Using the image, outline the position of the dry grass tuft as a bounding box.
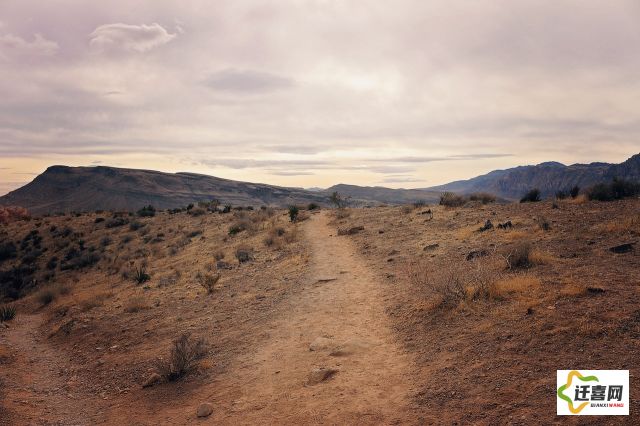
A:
[597,215,640,235]
[78,291,112,312]
[528,249,555,265]
[156,333,207,381]
[489,275,541,300]
[124,295,150,313]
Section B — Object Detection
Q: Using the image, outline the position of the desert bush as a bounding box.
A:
[124,295,149,313]
[503,241,532,270]
[0,304,16,322]
[469,193,496,204]
[137,205,156,217]
[520,188,541,203]
[213,251,225,261]
[37,288,56,306]
[0,242,17,262]
[129,221,144,231]
[46,256,58,270]
[333,208,351,219]
[588,178,640,201]
[288,206,299,222]
[439,192,466,207]
[0,265,36,300]
[406,260,494,307]
[570,185,580,198]
[307,203,320,210]
[401,205,414,214]
[235,246,253,263]
[94,217,105,224]
[100,236,112,247]
[133,266,151,284]
[555,189,568,200]
[156,333,207,381]
[79,291,111,312]
[536,216,551,231]
[106,217,129,228]
[329,191,350,208]
[197,272,220,294]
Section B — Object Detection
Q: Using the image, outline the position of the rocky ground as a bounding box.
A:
[0,199,639,424]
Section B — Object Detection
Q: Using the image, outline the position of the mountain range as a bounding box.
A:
[1,153,639,214]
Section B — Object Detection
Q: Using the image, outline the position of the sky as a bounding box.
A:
[1,0,640,195]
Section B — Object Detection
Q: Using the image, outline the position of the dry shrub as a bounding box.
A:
[439,192,466,208]
[598,215,640,234]
[79,291,112,312]
[282,226,298,244]
[401,205,414,214]
[504,230,530,241]
[489,275,541,300]
[469,192,496,204]
[197,272,220,294]
[567,194,587,204]
[503,241,532,270]
[406,259,497,308]
[560,280,587,297]
[213,250,225,261]
[35,283,70,306]
[156,333,207,381]
[235,245,253,263]
[124,295,150,313]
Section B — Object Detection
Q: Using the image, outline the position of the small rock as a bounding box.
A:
[141,372,161,388]
[306,367,338,385]
[609,243,634,254]
[497,221,513,229]
[466,249,488,261]
[338,226,364,236]
[478,220,493,232]
[196,402,214,418]
[586,286,605,294]
[216,261,233,270]
[423,243,439,251]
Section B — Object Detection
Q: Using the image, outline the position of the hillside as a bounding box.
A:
[326,184,441,206]
[0,166,327,215]
[426,153,640,200]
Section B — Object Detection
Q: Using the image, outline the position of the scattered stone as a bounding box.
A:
[378,230,385,234]
[309,337,334,352]
[423,243,439,251]
[316,277,337,283]
[466,249,489,261]
[609,243,634,254]
[142,372,161,388]
[478,220,493,232]
[497,221,513,229]
[216,261,233,270]
[338,226,365,236]
[196,402,214,418]
[306,367,338,385]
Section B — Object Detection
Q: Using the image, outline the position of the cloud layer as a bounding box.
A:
[1,0,639,195]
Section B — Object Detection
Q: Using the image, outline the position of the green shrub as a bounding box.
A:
[136,205,156,217]
[0,304,16,322]
[307,203,319,210]
[588,178,640,201]
[570,185,580,198]
[288,205,300,222]
[133,266,150,284]
[520,189,541,203]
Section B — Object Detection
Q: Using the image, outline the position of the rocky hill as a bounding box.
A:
[0,166,327,215]
[426,153,640,200]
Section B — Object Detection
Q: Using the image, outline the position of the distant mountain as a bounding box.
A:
[0,166,327,215]
[425,153,640,200]
[326,184,441,206]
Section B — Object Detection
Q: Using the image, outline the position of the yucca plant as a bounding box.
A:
[0,304,16,322]
[133,266,151,284]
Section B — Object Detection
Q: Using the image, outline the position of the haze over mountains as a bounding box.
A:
[1,153,639,214]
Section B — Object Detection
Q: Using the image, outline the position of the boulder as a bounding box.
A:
[306,367,338,385]
[196,402,214,418]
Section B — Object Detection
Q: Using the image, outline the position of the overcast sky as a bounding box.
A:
[1,0,640,195]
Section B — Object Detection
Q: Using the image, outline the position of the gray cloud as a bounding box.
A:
[89,23,176,53]
[203,69,294,93]
[0,33,58,59]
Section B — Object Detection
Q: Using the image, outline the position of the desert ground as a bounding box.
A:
[1,199,639,425]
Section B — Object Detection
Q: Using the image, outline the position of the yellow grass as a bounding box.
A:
[529,249,555,265]
[566,194,588,204]
[503,230,530,241]
[490,275,541,299]
[597,215,640,234]
[124,295,150,313]
[78,291,112,312]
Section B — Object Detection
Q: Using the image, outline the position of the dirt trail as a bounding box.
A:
[1,313,101,425]
[209,211,416,424]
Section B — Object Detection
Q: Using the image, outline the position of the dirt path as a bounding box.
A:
[208,211,416,424]
[0,313,101,425]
